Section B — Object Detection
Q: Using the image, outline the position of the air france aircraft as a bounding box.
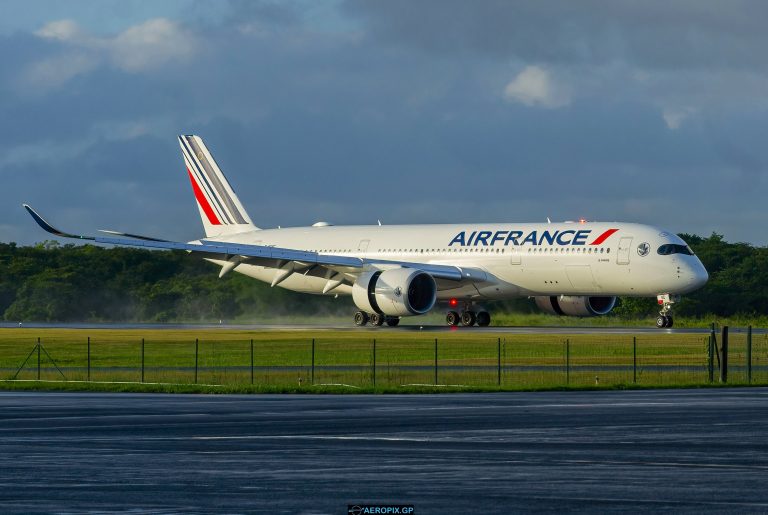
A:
[24,135,709,328]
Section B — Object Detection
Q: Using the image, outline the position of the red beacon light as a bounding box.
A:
[449,298,458,307]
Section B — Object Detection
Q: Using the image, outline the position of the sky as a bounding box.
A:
[2,0,767,246]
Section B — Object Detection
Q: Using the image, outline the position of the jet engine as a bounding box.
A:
[352,269,437,316]
[534,295,617,317]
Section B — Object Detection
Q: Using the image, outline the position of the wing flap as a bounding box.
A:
[98,230,169,242]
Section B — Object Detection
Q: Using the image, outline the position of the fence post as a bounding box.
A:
[720,326,729,384]
[708,328,714,383]
[711,323,721,369]
[566,338,570,385]
[497,337,501,386]
[87,336,91,382]
[633,336,637,384]
[311,338,315,385]
[372,339,376,389]
[250,339,254,385]
[141,338,145,383]
[434,338,438,386]
[37,337,41,381]
[194,338,199,384]
[747,326,752,384]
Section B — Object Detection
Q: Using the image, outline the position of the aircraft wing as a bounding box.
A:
[23,204,486,283]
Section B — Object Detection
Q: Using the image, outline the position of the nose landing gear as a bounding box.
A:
[656,294,678,328]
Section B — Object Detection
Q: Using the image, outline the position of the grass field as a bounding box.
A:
[1,327,766,392]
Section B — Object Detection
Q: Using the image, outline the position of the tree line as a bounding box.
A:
[0,233,763,322]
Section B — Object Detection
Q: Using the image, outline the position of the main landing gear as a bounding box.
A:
[656,294,678,328]
[354,311,400,327]
[446,306,491,327]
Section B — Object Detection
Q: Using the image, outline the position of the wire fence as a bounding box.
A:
[1,327,765,389]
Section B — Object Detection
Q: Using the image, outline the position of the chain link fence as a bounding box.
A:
[1,327,762,389]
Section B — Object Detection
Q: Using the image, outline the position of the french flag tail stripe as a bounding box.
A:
[187,168,221,225]
[590,228,619,245]
[182,152,227,225]
[183,136,248,225]
[180,137,232,224]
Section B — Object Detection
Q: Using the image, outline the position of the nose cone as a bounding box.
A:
[689,258,709,291]
[671,257,709,294]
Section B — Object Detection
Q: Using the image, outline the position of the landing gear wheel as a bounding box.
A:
[461,311,476,327]
[370,312,384,326]
[655,294,678,329]
[354,311,369,326]
[385,317,400,327]
[476,311,491,327]
[446,311,460,326]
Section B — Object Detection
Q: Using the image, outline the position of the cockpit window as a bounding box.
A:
[657,244,694,256]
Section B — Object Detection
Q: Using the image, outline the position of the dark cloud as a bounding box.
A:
[344,0,768,70]
[223,0,302,26]
[1,1,767,247]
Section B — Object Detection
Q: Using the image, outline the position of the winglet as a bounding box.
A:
[22,204,94,240]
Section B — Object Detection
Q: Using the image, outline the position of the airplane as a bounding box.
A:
[24,135,709,329]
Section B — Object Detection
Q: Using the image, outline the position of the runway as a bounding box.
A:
[0,321,748,334]
[1,390,767,513]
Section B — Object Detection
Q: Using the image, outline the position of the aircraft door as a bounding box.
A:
[617,237,632,265]
[509,248,521,265]
[357,239,370,252]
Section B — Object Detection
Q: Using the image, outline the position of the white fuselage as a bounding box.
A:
[204,221,709,302]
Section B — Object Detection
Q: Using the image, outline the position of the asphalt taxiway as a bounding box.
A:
[1,321,750,335]
[1,389,767,513]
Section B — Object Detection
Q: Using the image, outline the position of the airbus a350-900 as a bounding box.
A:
[24,135,708,328]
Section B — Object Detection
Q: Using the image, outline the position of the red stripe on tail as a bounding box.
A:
[187,168,221,225]
[590,228,618,245]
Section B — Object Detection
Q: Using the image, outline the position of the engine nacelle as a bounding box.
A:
[352,269,437,316]
[534,295,617,317]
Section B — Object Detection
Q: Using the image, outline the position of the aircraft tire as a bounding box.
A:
[461,311,476,327]
[370,312,385,326]
[476,311,491,327]
[446,311,460,326]
[386,317,400,327]
[656,315,668,328]
[354,311,369,326]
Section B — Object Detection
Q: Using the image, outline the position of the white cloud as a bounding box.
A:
[503,65,570,108]
[22,18,197,91]
[110,18,196,72]
[21,53,97,89]
[34,19,82,42]
[662,106,697,129]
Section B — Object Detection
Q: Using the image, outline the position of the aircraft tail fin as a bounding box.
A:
[178,135,259,237]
